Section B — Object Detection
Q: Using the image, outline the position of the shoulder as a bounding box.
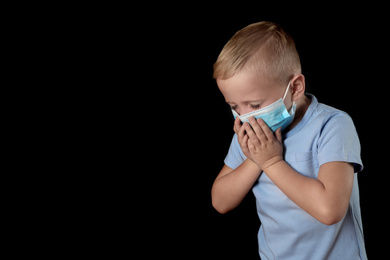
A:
[315,102,351,120]
[300,95,356,132]
[304,98,360,147]
[313,102,360,153]
[313,102,356,130]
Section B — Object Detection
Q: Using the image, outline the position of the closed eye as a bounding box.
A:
[250,104,261,109]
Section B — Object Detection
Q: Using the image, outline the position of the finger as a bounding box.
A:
[247,138,256,151]
[234,116,241,134]
[244,121,261,146]
[257,118,274,140]
[238,121,246,138]
[242,133,248,142]
[239,129,250,153]
[275,127,282,143]
[250,117,267,141]
[237,122,248,147]
[242,134,249,149]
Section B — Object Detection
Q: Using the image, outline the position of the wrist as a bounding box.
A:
[245,158,262,170]
[261,156,284,172]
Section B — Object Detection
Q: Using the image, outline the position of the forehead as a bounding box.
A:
[217,72,281,103]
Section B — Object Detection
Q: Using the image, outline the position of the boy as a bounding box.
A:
[211,21,367,259]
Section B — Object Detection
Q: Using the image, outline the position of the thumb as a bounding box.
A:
[275,128,282,143]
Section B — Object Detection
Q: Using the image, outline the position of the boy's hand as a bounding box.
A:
[244,117,284,171]
[233,117,253,161]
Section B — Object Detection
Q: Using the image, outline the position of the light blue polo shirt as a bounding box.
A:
[224,94,367,260]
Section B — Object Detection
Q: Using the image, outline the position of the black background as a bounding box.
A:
[16,3,388,259]
[123,4,388,259]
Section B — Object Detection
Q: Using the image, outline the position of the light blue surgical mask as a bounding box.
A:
[232,81,297,132]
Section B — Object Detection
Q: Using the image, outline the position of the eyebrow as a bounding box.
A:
[226,99,264,104]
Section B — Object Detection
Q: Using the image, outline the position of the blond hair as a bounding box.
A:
[213,21,301,84]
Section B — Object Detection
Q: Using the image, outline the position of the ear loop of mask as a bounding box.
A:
[282,81,296,111]
[282,81,291,101]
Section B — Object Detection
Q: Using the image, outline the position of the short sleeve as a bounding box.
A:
[224,134,247,170]
[317,113,363,173]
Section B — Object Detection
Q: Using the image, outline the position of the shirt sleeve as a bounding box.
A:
[224,134,247,170]
[317,112,363,173]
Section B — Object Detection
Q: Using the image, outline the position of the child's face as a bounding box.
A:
[217,72,293,116]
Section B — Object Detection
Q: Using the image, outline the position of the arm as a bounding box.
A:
[212,117,262,214]
[211,159,261,214]
[245,117,354,225]
[264,160,354,225]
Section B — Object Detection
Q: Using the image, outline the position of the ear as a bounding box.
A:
[291,74,305,102]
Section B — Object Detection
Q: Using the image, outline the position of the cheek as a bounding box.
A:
[283,90,295,108]
[283,100,294,111]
